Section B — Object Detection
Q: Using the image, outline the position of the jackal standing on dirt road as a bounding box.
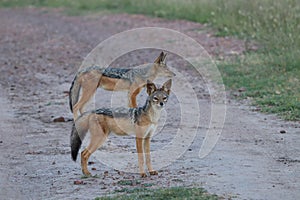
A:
[69,52,175,120]
[70,79,172,177]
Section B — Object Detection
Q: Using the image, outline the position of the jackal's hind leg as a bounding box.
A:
[81,115,108,176]
[81,149,92,176]
[73,78,99,120]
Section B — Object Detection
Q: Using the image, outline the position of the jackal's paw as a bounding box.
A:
[149,170,158,176]
[140,173,147,178]
[82,170,91,177]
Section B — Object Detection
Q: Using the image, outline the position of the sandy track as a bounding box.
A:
[0,8,299,200]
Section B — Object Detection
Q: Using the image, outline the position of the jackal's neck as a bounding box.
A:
[141,97,162,123]
[138,63,159,81]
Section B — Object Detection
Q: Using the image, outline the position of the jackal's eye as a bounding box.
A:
[153,97,159,102]
[163,96,168,102]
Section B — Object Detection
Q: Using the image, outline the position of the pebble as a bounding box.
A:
[74,180,85,185]
[117,170,124,175]
[53,116,65,122]
[238,87,246,92]
[280,130,286,134]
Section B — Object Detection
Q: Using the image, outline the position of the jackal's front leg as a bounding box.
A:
[128,86,141,108]
[135,137,146,177]
[145,137,158,176]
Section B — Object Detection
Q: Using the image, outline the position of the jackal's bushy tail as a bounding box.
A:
[70,114,90,161]
[69,75,81,112]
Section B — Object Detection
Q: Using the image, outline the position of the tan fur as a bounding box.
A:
[71,80,172,177]
[71,52,175,120]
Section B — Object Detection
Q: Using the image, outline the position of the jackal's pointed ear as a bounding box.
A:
[154,51,167,64]
[146,80,157,95]
[162,79,172,95]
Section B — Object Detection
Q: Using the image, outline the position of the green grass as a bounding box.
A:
[95,187,219,200]
[1,0,299,120]
[219,53,300,120]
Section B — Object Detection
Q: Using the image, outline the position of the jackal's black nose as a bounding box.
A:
[160,102,164,106]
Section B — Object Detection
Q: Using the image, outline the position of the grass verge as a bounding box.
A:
[219,53,300,120]
[95,187,219,200]
[1,0,299,120]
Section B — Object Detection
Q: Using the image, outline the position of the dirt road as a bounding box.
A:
[0,8,299,200]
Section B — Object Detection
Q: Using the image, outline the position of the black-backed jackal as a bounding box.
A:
[69,52,175,120]
[70,79,172,177]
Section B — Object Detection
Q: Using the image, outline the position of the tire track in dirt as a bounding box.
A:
[0,86,24,199]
